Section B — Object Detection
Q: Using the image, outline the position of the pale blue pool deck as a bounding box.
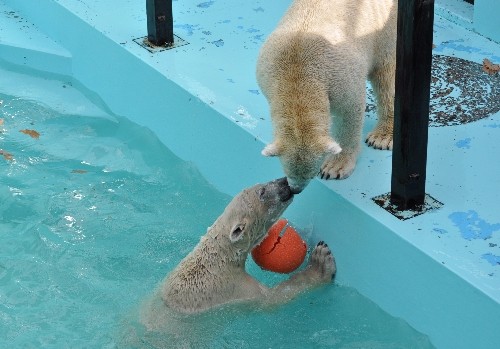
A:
[1,0,499,348]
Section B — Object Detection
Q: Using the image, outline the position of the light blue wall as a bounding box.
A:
[475,0,500,43]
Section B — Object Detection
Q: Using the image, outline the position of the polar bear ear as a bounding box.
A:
[325,139,342,155]
[229,223,246,243]
[261,142,280,157]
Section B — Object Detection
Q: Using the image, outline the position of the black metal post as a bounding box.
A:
[390,0,435,210]
[146,0,174,46]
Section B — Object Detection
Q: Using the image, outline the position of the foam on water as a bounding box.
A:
[0,94,434,348]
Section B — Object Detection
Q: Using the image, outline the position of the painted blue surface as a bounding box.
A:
[455,138,471,149]
[0,0,72,75]
[197,1,214,9]
[432,227,448,235]
[450,211,500,241]
[433,39,500,62]
[435,0,473,29]
[211,39,224,47]
[474,0,500,43]
[1,0,500,348]
[482,253,500,266]
[173,23,200,36]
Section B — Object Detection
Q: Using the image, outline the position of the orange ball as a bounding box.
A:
[252,218,307,273]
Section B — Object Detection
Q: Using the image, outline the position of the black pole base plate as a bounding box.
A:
[372,193,443,220]
[133,35,188,53]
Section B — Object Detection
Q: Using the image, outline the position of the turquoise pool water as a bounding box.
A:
[0,94,434,348]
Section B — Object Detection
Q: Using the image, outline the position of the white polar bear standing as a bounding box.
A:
[257,0,397,193]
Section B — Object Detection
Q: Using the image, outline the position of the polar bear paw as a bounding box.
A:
[365,129,393,150]
[320,152,356,180]
[306,241,336,282]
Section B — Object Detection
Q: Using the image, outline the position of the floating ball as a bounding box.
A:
[252,218,307,273]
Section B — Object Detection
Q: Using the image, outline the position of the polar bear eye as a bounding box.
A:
[258,187,266,199]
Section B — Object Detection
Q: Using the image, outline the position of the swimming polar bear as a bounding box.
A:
[159,177,335,314]
[257,0,397,193]
[134,178,335,347]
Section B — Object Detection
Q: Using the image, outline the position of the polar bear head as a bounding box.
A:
[261,139,341,194]
[212,177,294,253]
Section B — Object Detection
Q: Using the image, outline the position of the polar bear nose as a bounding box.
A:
[277,177,294,201]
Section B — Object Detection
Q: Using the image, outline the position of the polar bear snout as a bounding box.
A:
[261,177,293,201]
[276,177,294,202]
[259,177,294,203]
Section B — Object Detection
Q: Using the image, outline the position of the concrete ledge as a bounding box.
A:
[0,0,72,76]
[435,0,474,29]
[474,0,500,43]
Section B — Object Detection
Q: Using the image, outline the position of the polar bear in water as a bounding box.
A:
[161,177,335,314]
[257,0,397,193]
[136,178,335,347]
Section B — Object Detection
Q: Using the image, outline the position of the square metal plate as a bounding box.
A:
[372,193,443,220]
[133,35,189,53]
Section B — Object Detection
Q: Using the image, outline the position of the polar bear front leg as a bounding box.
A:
[320,92,365,179]
[261,241,335,306]
[304,241,337,282]
[366,63,395,150]
[320,151,358,180]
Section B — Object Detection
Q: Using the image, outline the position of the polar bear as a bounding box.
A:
[160,177,335,314]
[257,0,397,193]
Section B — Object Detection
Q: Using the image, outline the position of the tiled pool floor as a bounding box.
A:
[1,0,499,347]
